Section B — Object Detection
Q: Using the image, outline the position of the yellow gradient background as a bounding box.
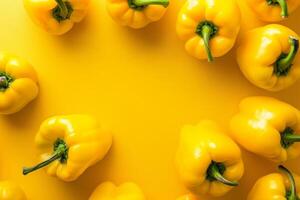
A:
[0,0,299,199]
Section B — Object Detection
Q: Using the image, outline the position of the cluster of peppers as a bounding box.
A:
[22,0,300,33]
[22,0,300,92]
[23,0,170,33]
[177,0,300,91]
[0,0,299,199]
[176,7,300,199]
[0,52,145,198]
[0,54,145,198]
[176,96,300,200]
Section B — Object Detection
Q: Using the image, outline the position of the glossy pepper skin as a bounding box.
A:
[237,24,300,91]
[248,166,300,200]
[24,0,90,35]
[175,120,244,197]
[230,96,300,163]
[89,182,146,200]
[23,115,112,181]
[106,0,169,29]
[176,0,241,62]
[246,0,300,22]
[177,194,198,200]
[0,181,26,200]
[0,52,38,115]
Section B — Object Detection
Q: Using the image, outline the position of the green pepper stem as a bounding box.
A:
[277,36,299,72]
[276,0,289,18]
[132,0,169,7]
[55,0,69,19]
[208,163,238,186]
[201,25,214,62]
[278,165,298,200]
[280,127,300,149]
[23,144,67,175]
[0,76,8,89]
[283,133,300,143]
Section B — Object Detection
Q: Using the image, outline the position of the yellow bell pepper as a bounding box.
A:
[176,0,241,62]
[0,181,26,200]
[0,52,39,115]
[237,24,300,91]
[24,0,90,35]
[175,120,244,197]
[230,96,300,163]
[248,165,300,200]
[246,0,300,22]
[106,0,169,29]
[89,182,146,200]
[23,115,112,182]
[176,194,198,200]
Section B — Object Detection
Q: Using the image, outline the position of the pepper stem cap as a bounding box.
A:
[55,0,69,18]
[281,127,300,149]
[275,36,299,76]
[0,76,9,90]
[207,162,238,186]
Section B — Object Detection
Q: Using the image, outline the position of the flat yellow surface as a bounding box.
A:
[0,0,299,199]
